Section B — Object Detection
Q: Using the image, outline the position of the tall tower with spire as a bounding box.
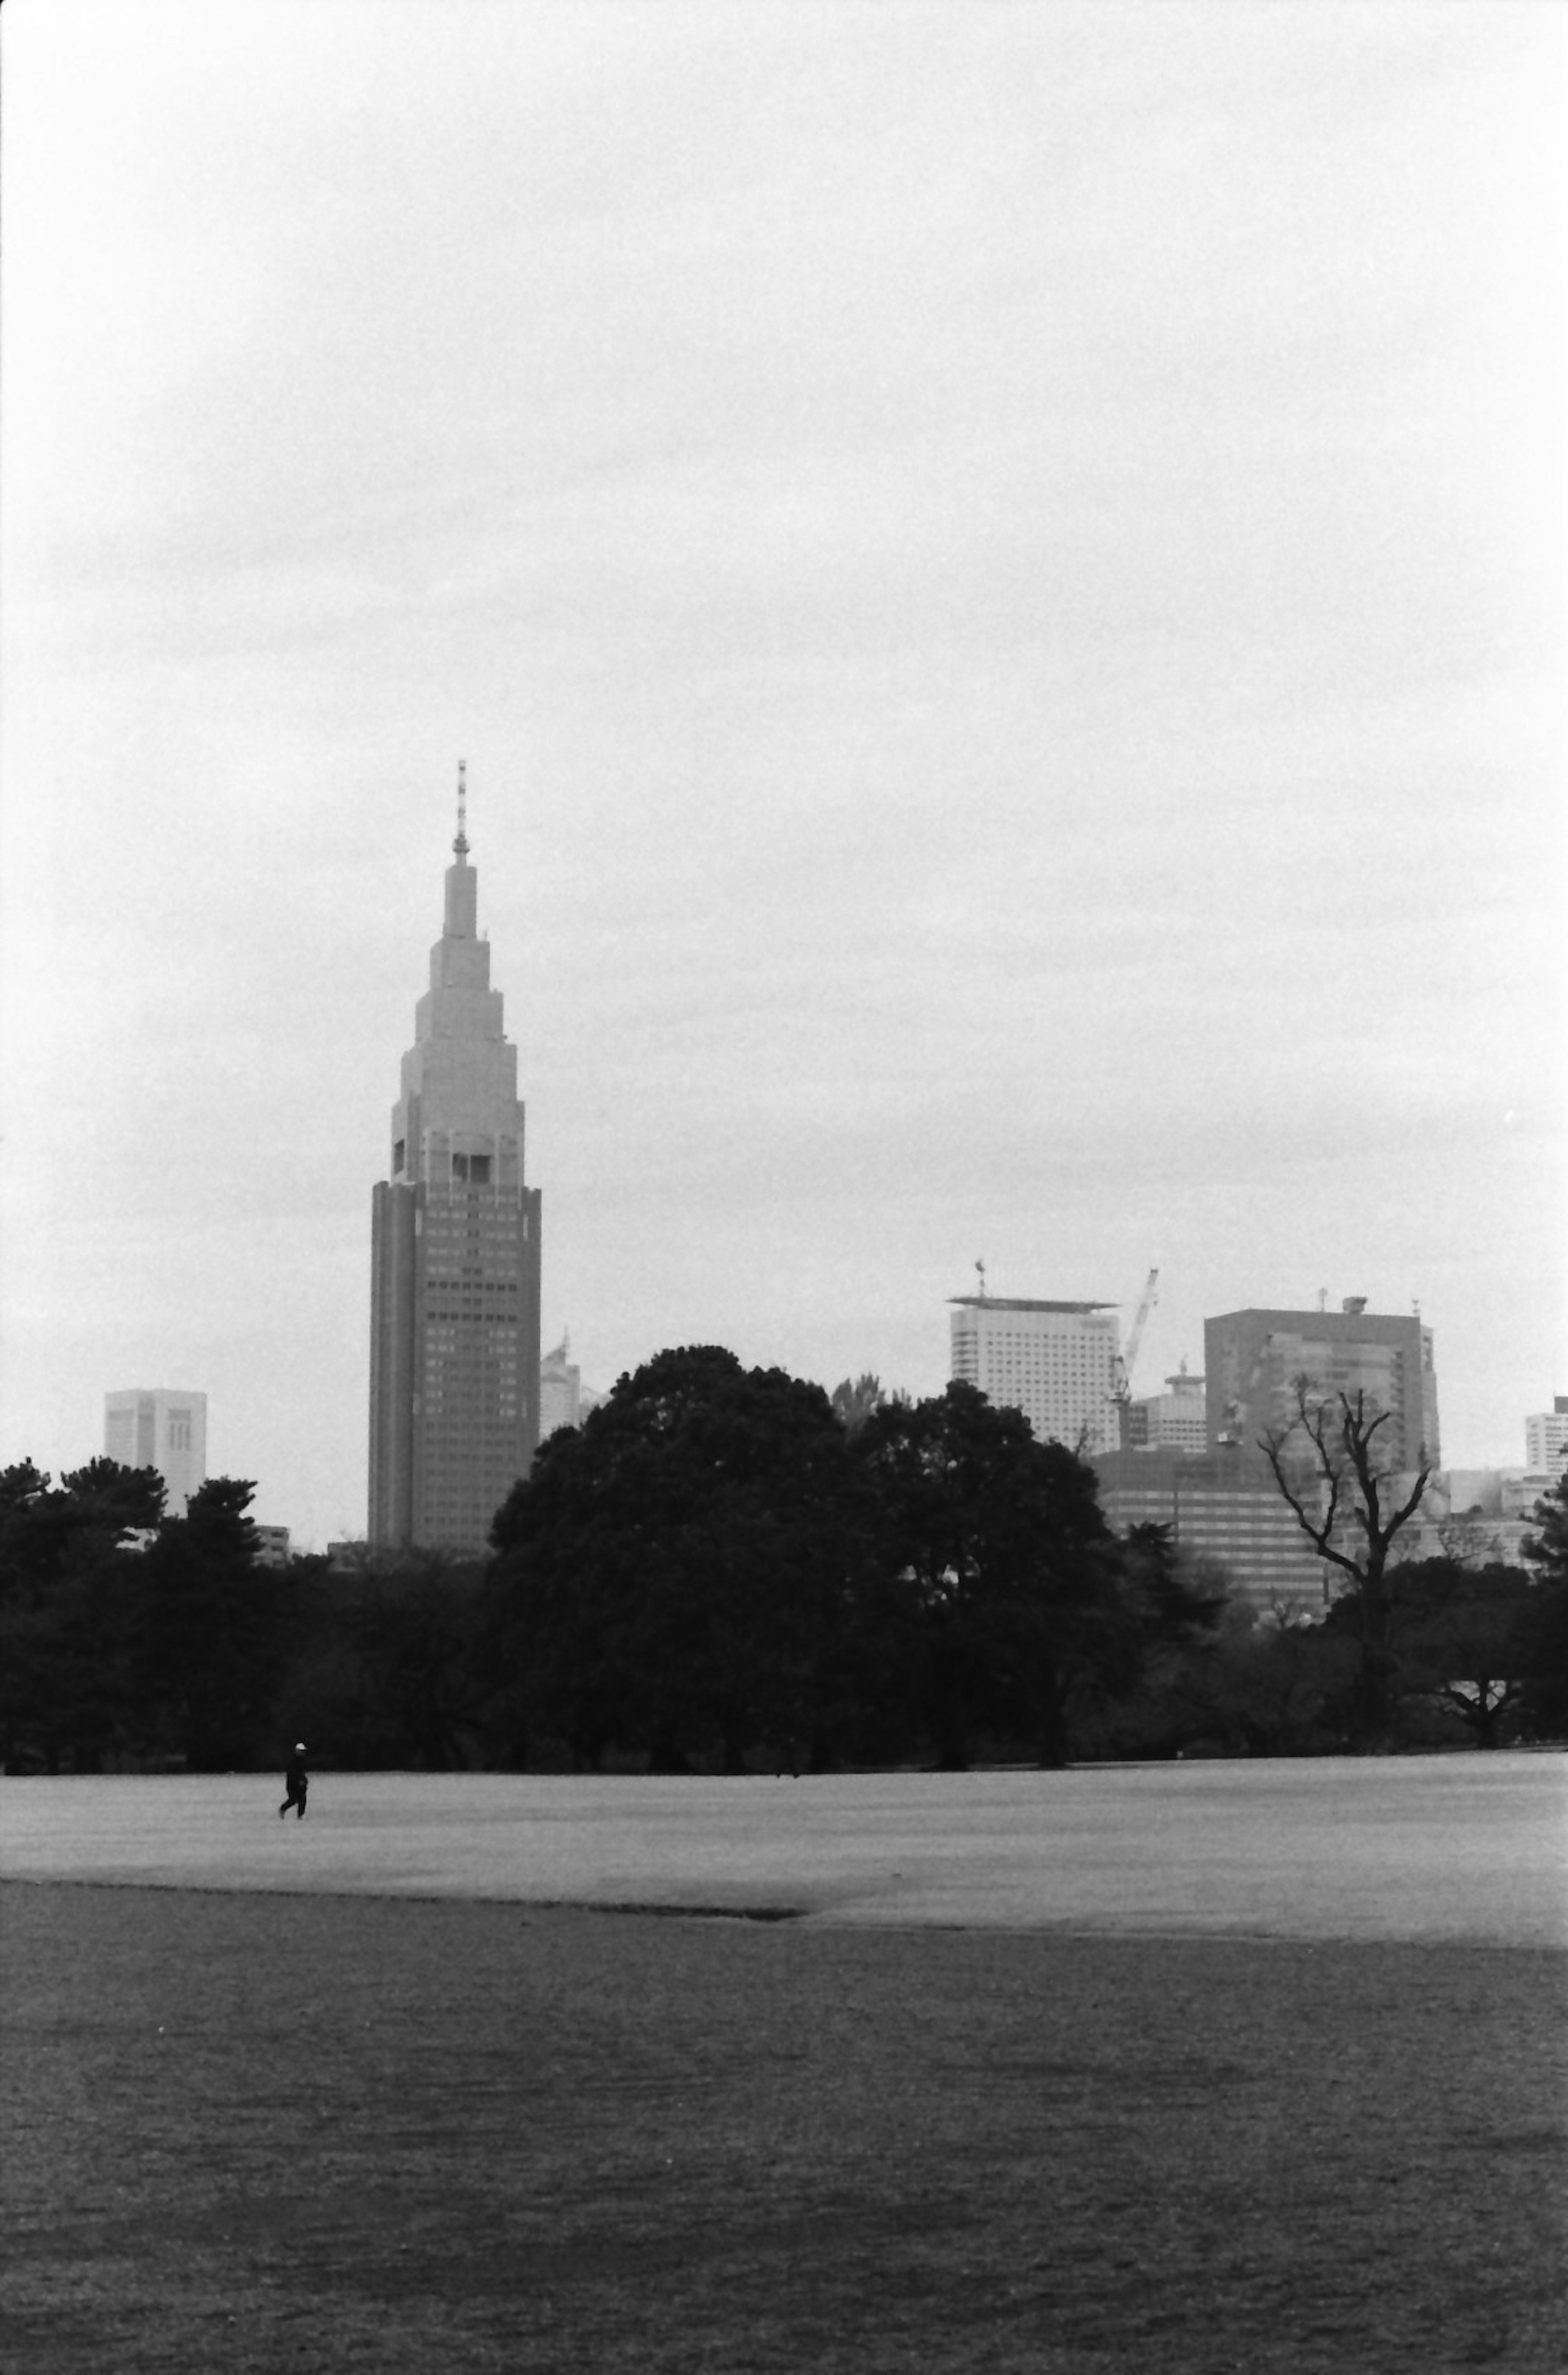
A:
[368,771,542,1552]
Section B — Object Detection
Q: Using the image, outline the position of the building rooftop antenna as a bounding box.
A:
[975,1258,987,1302]
[454,758,469,859]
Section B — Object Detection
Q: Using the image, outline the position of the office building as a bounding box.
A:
[1205,1300,1439,1474]
[1091,1447,1330,1615]
[1127,1365,1207,1456]
[104,1389,207,1518]
[949,1294,1121,1458]
[368,783,542,1554]
[1524,1399,1568,1472]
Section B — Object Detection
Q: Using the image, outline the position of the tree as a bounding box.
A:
[344,1553,490,1769]
[0,1459,166,1771]
[1518,1472,1568,1736]
[487,1347,876,1772]
[1260,1382,1430,1751]
[854,1382,1124,1768]
[132,1478,294,1768]
[1196,1603,1361,1758]
[1361,1557,1535,1748]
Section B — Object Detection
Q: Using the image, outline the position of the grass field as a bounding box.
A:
[2,1764,1565,2372]
[1,1757,1561,1942]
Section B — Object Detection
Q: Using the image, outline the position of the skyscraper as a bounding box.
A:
[104,1389,207,1516]
[1205,1300,1439,1474]
[368,782,542,1553]
[949,1294,1122,1457]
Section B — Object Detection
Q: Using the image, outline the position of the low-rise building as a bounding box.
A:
[1127,1365,1207,1456]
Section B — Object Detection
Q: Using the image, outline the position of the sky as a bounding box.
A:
[2,0,1563,1548]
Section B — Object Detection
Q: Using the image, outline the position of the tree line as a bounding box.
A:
[4,1346,1566,1774]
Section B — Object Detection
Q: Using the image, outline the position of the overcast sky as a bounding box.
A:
[2,0,1562,1546]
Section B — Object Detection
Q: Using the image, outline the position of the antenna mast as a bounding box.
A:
[454,758,469,858]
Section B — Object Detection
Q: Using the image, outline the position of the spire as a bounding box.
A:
[453,758,470,861]
[443,760,478,939]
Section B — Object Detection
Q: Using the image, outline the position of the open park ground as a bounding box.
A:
[2,1757,1565,2373]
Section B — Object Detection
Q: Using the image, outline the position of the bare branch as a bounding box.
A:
[1259,1419,1361,1581]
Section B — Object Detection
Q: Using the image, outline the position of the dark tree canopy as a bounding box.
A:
[132,1477,296,1770]
[488,1347,878,1771]
[1517,1473,1568,1735]
[16,1359,1554,1778]
[0,1458,167,1773]
[853,1382,1125,1769]
[1345,1557,1536,1748]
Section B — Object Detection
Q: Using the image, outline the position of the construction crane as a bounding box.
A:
[1110,1267,1160,1447]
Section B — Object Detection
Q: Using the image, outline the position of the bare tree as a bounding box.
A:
[1259,1380,1431,1751]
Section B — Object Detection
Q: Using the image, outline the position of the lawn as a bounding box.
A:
[3,1876,1564,2373]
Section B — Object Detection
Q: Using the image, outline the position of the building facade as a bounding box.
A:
[949,1294,1122,1458]
[1524,1398,1568,1473]
[1205,1301,1439,1474]
[104,1389,207,1517]
[368,794,542,1554]
[1127,1365,1207,1456]
[1091,1447,1330,1615]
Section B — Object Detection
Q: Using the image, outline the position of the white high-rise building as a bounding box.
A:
[949,1295,1121,1457]
[104,1390,207,1517]
[1525,1399,1568,1471]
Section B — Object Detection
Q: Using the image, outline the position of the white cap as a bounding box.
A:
[295,1743,306,1753]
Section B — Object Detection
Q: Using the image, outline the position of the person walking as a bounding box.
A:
[279,1744,309,1820]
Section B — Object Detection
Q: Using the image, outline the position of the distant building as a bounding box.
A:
[1385,1467,1556,1569]
[539,1334,604,1440]
[253,1525,292,1568]
[1091,1447,1330,1616]
[1127,1365,1207,1456]
[1524,1398,1568,1472]
[1205,1300,1439,1473]
[950,1294,1121,1458]
[368,778,543,1555]
[104,1389,207,1518]
[540,1338,581,1439]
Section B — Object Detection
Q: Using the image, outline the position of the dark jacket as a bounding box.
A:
[284,1755,308,1796]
